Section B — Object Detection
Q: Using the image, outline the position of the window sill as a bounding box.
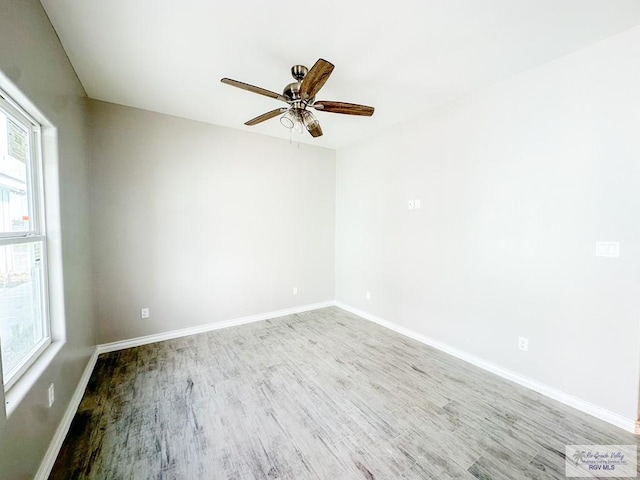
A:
[4,340,64,418]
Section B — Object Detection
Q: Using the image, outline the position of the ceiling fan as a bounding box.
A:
[221,58,374,138]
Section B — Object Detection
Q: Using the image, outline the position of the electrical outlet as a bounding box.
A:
[293,287,298,295]
[407,200,415,210]
[141,307,149,319]
[366,291,371,300]
[518,337,529,352]
[48,383,55,408]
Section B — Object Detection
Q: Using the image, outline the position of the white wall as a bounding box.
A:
[89,101,335,343]
[0,0,95,478]
[336,26,640,421]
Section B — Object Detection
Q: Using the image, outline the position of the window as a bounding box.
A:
[0,90,49,390]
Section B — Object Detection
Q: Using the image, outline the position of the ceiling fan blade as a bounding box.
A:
[245,108,289,126]
[313,101,374,116]
[300,59,334,100]
[221,78,288,102]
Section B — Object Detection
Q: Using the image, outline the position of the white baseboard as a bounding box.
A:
[334,301,637,434]
[97,301,336,354]
[34,347,99,480]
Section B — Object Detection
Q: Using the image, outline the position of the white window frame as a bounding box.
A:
[0,88,51,391]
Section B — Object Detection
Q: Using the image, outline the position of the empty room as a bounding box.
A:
[1,1,640,479]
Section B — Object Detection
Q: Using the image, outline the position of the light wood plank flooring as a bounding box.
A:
[50,307,639,479]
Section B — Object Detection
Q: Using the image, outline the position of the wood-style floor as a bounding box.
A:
[50,307,639,479]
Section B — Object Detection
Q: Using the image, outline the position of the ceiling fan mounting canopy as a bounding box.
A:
[291,64,308,81]
[221,58,375,139]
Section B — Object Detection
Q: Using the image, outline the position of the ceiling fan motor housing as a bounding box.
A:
[283,82,314,105]
[283,82,301,101]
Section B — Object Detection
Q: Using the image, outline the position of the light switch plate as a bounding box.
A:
[596,241,620,258]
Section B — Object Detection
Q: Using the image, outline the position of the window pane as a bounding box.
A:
[0,110,32,234]
[0,241,45,381]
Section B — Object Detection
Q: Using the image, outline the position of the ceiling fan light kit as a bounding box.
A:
[221,58,374,139]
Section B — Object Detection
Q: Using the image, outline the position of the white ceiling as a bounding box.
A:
[41,0,640,149]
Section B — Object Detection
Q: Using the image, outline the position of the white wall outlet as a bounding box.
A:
[518,337,529,352]
[293,287,298,295]
[595,241,620,258]
[407,200,415,210]
[48,383,55,408]
[141,307,150,319]
[366,291,371,300]
[415,199,421,209]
